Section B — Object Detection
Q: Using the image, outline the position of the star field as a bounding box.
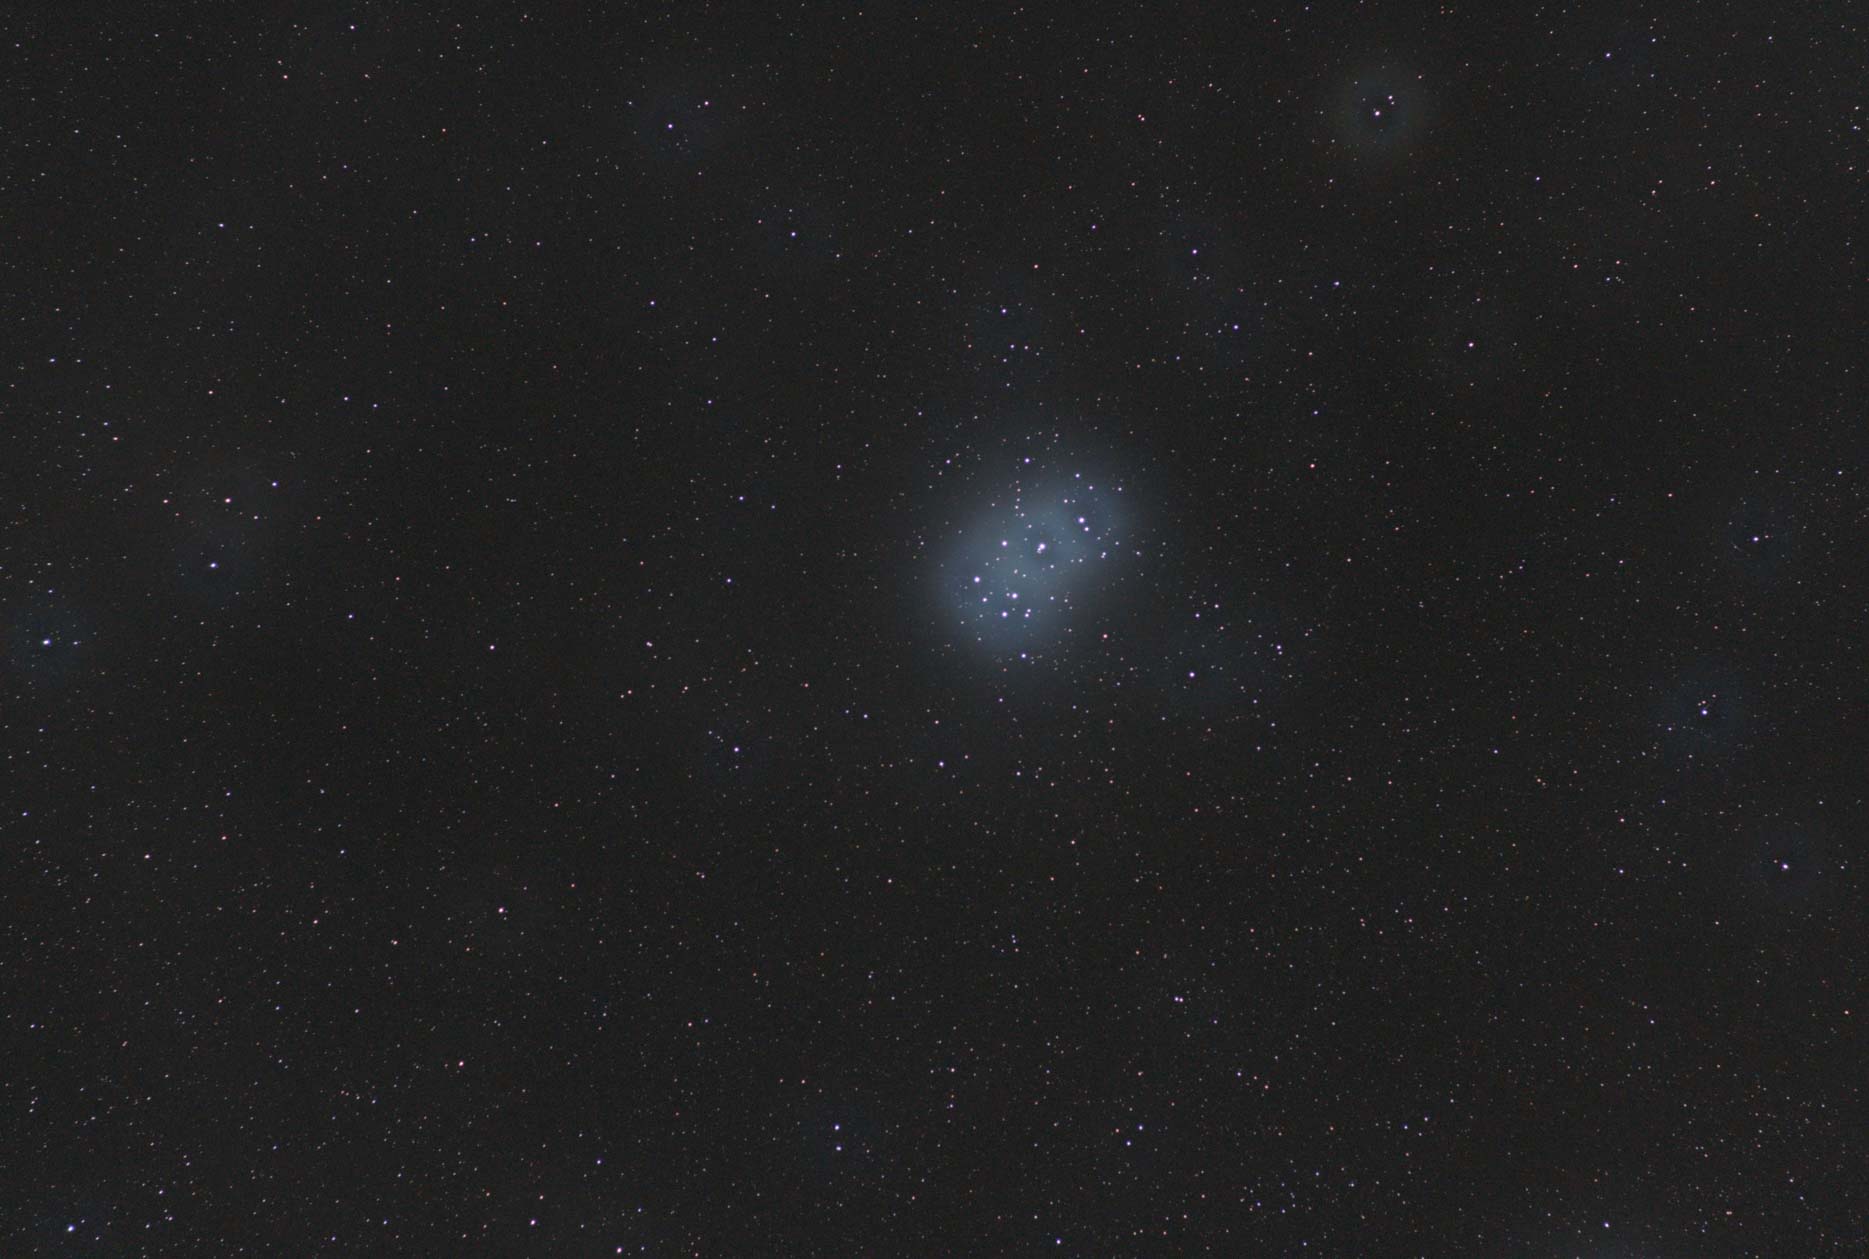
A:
[5,5,1864,1257]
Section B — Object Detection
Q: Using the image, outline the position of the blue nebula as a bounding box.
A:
[936,461,1137,659]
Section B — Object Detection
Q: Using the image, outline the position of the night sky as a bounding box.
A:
[7,5,1865,1256]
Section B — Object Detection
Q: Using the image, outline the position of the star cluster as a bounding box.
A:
[938,457,1136,659]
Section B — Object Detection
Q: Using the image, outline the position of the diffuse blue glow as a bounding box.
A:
[940,464,1132,655]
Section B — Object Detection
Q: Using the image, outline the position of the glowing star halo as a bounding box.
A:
[1320,57,1436,173]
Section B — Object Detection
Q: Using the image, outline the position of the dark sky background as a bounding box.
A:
[5,4,1864,1256]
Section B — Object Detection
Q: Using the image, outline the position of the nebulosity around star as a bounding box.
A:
[1653,657,1747,772]
[935,456,1137,659]
[1325,59,1431,167]
[8,590,94,689]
